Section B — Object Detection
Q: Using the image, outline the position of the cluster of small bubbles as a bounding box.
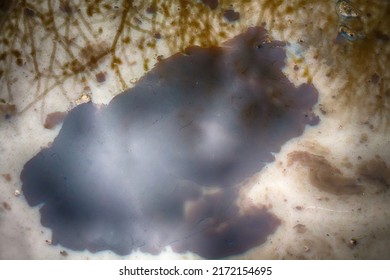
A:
[335,0,365,42]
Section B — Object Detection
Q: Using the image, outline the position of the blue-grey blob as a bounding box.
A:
[21,27,319,259]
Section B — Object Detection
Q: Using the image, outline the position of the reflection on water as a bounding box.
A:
[21,27,318,258]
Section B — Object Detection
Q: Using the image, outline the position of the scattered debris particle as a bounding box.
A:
[336,0,360,19]
[46,239,52,245]
[44,111,68,129]
[75,94,91,105]
[146,5,157,14]
[95,71,106,83]
[223,9,240,22]
[295,206,303,211]
[304,245,310,252]
[156,55,164,62]
[294,224,307,234]
[14,190,21,197]
[349,238,358,247]
[60,250,68,257]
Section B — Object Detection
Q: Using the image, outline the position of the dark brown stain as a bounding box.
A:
[2,173,11,182]
[223,9,240,22]
[2,202,11,210]
[44,111,68,129]
[370,73,380,84]
[288,151,364,195]
[95,71,106,83]
[146,5,157,14]
[357,157,390,192]
[21,27,318,259]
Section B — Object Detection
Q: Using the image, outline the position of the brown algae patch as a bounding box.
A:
[44,111,68,129]
[288,151,364,195]
[357,157,390,192]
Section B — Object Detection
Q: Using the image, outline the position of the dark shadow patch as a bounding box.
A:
[21,27,318,259]
[223,9,240,22]
[288,151,364,195]
[357,157,390,192]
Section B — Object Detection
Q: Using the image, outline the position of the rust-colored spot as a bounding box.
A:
[44,111,68,129]
[288,151,364,195]
[95,72,106,83]
[2,173,11,181]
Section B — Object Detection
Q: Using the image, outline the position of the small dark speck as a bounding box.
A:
[295,206,303,210]
[60,250,68,257]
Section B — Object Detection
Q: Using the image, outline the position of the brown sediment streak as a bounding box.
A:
[44,111,68,129]
[288,151,364,195]
[21,27,318,259]
[357,157,390,192]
